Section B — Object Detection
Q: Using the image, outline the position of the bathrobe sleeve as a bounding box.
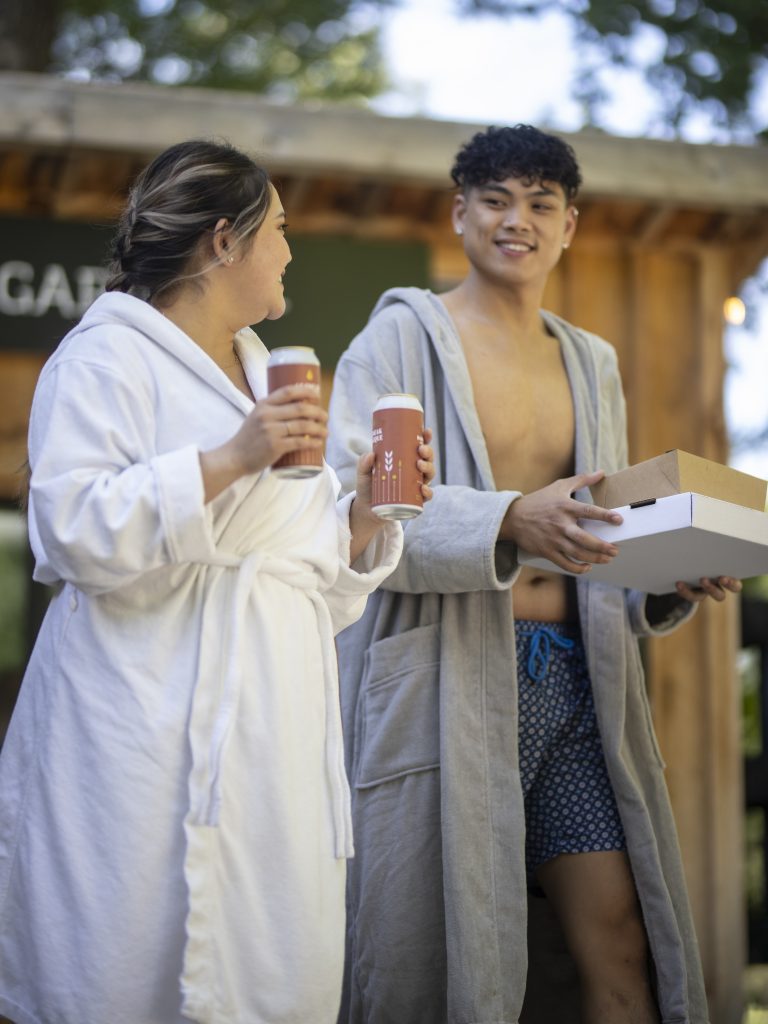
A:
[321,484,404,635]
[328,338,520,596]
[27,356,215,595]
[597,343,696,637]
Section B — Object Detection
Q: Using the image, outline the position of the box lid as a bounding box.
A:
[590,450,767,512]
[519,492,768,594]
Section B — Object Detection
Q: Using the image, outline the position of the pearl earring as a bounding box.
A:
[562,242,569,250]
[227,256,234,263]
[456,227,463,236]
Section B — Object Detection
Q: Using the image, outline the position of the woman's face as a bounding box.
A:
[231,184,292,325]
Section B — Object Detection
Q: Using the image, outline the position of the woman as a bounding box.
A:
[0,140,433,1024]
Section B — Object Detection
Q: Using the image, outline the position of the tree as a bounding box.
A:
[0,0,393,103]
[1,0,766,135]
[457,0,768,137]
[0,0,60,74]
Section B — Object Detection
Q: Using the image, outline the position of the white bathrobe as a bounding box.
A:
[0,293,402,1024]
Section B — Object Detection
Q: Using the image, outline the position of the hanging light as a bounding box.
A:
[723,296,746,326]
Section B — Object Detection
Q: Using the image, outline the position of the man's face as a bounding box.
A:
[452,176,578,288]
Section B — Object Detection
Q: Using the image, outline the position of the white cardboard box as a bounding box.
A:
[519,492,768,595]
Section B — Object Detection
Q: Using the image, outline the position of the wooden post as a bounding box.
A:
[0,353,47,503]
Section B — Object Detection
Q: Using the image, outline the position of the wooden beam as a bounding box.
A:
[634,206,676,244]
[2,73,768,207]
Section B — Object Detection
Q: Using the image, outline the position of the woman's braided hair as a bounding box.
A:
[106,139,272,301]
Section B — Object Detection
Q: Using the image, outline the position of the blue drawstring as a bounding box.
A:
[519,625,575,683]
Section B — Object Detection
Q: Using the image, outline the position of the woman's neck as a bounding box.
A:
[153,290,237,369]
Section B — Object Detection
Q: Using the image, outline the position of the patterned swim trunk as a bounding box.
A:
[515,619,626,877]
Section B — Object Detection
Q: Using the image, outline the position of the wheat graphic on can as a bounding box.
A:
[371,394,424,520]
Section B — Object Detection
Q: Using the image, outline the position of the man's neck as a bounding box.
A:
[441,273,548,344]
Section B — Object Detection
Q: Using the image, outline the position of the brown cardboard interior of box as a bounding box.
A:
[590,450,768,511]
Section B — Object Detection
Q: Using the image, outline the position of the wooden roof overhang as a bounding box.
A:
[1,72,767,290]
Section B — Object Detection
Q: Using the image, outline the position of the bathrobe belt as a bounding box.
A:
[185,549,354,859]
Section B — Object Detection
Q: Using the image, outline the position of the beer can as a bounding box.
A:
[266,346,323,479]
[371,393,425,520]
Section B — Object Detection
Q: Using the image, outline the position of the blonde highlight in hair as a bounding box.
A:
[106,140,272,301]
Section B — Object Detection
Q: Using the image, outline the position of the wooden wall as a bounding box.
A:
[0,353,46,503]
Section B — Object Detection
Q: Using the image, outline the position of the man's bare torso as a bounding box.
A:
[445,302,577,621]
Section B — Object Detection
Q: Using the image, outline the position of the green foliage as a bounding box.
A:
[458,0,768,134]
[49,0,393,101]
[6,0,766,132]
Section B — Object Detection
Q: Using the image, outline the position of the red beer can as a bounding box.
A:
[371,393,425,520]
[266,346,323,479]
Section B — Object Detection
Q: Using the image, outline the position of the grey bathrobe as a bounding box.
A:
[326,287,708,1024]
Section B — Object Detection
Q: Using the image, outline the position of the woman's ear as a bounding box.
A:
[212,217,234,263]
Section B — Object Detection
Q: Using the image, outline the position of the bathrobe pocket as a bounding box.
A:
[356,622,441,788]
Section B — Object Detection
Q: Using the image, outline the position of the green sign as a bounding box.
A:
[258,235,429,366]
[0,216,429,365]
[0,216,112,352]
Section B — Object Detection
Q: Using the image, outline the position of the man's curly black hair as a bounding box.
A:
[451,125,582,201]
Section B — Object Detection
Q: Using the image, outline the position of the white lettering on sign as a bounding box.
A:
[35,264,76,318]
[0,261,109,317]
[0,261,35,314]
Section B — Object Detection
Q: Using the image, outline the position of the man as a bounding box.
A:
[327,125,738,1024]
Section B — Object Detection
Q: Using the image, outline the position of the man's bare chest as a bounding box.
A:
[463,341,576,493]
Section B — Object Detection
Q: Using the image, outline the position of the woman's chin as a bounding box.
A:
[266,301,287,321]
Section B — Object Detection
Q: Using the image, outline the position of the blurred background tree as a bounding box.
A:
[460,0,768,137]
[0,0,393,102]
[0,0,766,133]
